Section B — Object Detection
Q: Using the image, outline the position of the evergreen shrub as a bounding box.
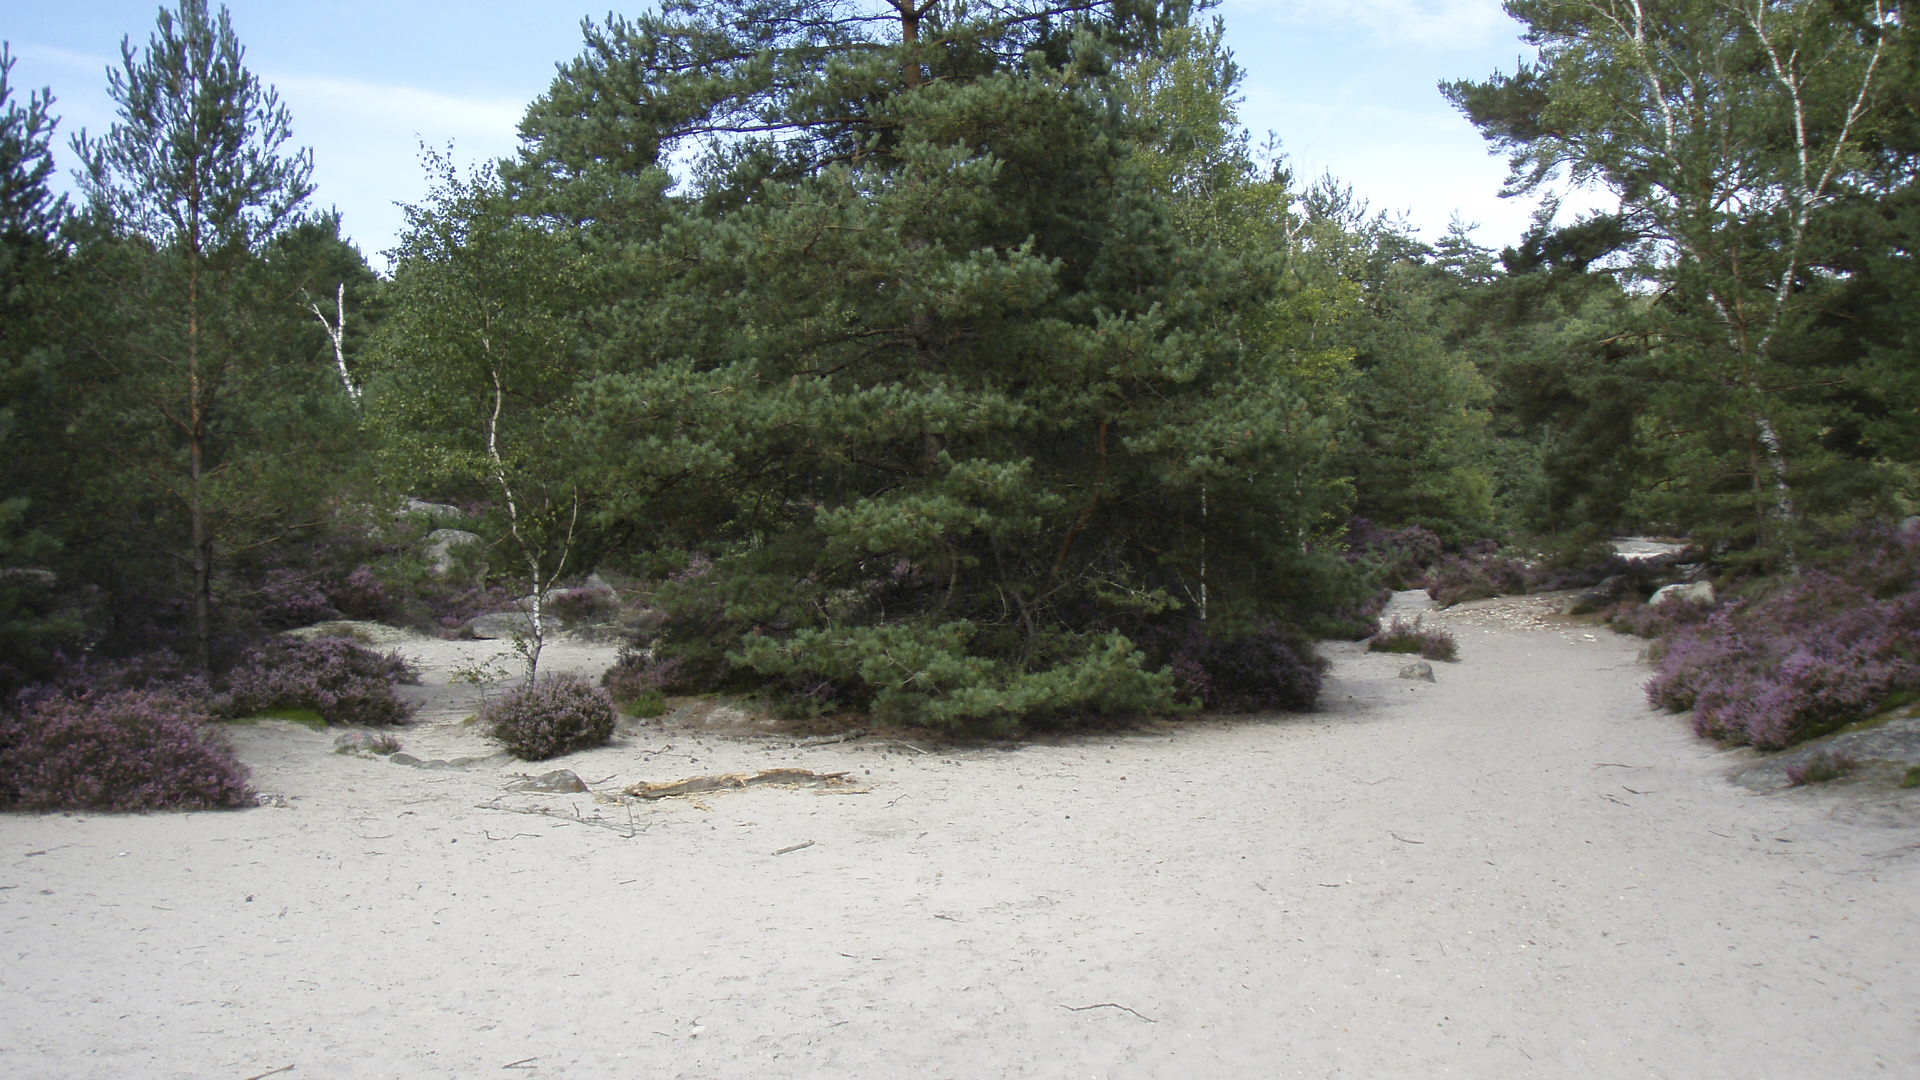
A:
[1645,528,1920,749]
[1346,519,1444,590]
[1425,548,1533,606]
[220,635,420,727]
[1,689,254,811]
[735,623,1181,735]
[1139,619,1327,714]
[1784,749,1856,786]
[484,673,617,760]
[602,647,683,716]
[328,566,393,621]
[258,569,339,629]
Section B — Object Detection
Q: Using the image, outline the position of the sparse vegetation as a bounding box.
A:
[1368,616,1458,662]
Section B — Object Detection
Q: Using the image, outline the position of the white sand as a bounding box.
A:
[4,592,1917,1078]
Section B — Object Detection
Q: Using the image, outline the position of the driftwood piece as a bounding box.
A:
[623,768,854,800]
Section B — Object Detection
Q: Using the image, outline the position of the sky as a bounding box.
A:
[3,0,1576,270]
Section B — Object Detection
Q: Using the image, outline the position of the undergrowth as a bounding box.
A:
[1,689,254,812]
[1644,526,1920,750]
[1367,616,1459,662]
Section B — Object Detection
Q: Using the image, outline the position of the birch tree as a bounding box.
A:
[366,155,586,681]
[1445,0,1899,553]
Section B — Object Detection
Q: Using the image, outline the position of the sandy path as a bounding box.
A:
[3,593,1916,1078]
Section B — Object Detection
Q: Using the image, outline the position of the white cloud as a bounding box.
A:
[1222,0,1514,50]
[266,73,524,141]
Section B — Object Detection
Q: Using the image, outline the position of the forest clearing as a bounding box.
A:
[4,2,1918,1073]
[5,590,1917,1078]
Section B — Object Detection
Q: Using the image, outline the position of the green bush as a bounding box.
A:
[735,622,1178,736]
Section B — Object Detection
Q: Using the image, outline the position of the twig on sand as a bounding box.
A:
[502,1057,539,1069]
[766,730,869,750]
[1593,762,1645,769]
[239,1067,294,1080]
[1389,832,1425,845]
[772,840,816,856]
[476,797,642,838]
[1061,1002,1157,1023]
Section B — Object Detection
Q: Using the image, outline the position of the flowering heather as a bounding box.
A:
[1,689,254,812]
[484,674,617,761]
[1425,550,1532,607]
[1368,616,1459,662]
[1345,519,1444,590]
[1139,619,1327,713]
[220,635,421,727]
[1645,529,1920,750]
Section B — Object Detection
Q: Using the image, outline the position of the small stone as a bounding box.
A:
[1399,661,1436,682]
[333,731,401,757]
[508,769,589,794]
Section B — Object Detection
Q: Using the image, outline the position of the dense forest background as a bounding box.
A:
[1,0,1914,736]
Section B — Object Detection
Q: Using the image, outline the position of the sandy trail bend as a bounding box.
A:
[3,592,1916,1078]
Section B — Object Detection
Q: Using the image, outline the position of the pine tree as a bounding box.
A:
[68,0,315,669]
[505,0,1355,730]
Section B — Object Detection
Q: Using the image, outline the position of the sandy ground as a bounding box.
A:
[3,592,1918,1079]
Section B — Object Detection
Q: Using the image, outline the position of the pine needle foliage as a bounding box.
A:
[482,1,1361,731]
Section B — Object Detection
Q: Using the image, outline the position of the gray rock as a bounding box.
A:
[1562,574,1629,616]
[0,567,57,590]
[1649,581,1715,608]
[333,731,402,757]
[508,769,589,794]
[389,751,511,771]
[1733,714,1920,792]
[467,611,537,639]
[424,528,482,578]
[1398,662,1436,683]
[1900,516,1920,537]
[398,498,466,524]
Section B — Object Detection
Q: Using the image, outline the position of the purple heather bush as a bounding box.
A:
[220,635,421,727]
[1368,616,1459,662]
[1784,749,1858,786]
[258,569,340,630]
[1645,528,1920,750]
[544,579,619,624]
[483,673,617,761]
[1604,594,1714,640]
[1140,620,1327,713]
[0,689,254,812]
[327,565,393,621]
[1425,549,1533,607]
[1345,519,1445,590]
